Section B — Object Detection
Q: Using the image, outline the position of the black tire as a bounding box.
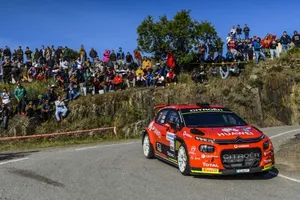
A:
[142,133,154,159]
[177,143,191,176]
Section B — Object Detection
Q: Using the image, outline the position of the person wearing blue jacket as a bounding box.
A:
[280,31,292,53]
[253,37,266,64]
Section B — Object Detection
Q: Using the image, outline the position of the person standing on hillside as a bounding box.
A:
[0,103,9,129]
[292,30,300,48]
[243,24,250,40]
[253,37,266,64]
[89,48,98,62]
[14,81,27,115]
[280,31,292,53]
[117,47,125,70]
[236,25,242,39]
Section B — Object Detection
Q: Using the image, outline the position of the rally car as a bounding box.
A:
[142,103,275,176]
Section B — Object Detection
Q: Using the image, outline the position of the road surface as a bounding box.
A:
[0,126,300,200]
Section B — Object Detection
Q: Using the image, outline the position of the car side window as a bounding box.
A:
[156,109,169,125]
[166,110,180,126]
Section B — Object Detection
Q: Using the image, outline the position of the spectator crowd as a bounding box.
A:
[0,25,300,129]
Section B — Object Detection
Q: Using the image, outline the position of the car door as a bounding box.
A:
[152,109,170,156]
[163,109,181,159]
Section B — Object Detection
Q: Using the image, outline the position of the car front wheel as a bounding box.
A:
[143,133,154,159]
[178,144,190,175]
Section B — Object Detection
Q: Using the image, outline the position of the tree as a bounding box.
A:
[137,10,222,66]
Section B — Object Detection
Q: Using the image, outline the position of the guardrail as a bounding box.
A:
[0,126,117,141]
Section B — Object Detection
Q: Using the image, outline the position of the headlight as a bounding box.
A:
[195,136,214,143]
[263,141,269,150]
[199,145,215,153]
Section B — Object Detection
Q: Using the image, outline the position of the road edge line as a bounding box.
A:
[75,141,139,151]
[269,171,300,183]
[269,129,300,139]
[0,157,29,166]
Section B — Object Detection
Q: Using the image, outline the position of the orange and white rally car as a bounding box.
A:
[142,103,275,175]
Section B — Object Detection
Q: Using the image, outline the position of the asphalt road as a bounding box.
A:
[0,126,300,200]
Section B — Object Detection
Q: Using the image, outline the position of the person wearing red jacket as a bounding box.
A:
[113,73,123,90]
[134,49,142,66]
[166,52,175,69]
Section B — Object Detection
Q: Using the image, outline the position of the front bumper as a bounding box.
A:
[190,164,275,175]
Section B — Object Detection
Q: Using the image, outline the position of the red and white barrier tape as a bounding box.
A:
[0,126,117,141]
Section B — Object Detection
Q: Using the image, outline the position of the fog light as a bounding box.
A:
[199,145,215,153]
[263,141,269,150]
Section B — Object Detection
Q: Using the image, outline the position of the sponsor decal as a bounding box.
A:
[201,154,218,159]
[190,108,224,112]
[264,163,273,169]
[223,152,260,160]
[167,151,175,158]
[195,157,201,160]
[166,132,175,141]
[242,127,252,132]
[264,159,272,164]
[166,132,176,152]
[189,146,196,155]
[170,141,175,152]
[191,146,196,152]
[183,131,192,138]
[217,132,254,137]
[234,144,250,149]
[222,128,239,132]
[148,121,154,130]
[154,128,161,138]
[264,151,273,156]
[202,168,219,173]
[148,122,161,138]
[156,143,162,152]
[202,162,219,168]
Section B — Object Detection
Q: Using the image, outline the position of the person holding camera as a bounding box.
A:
[55,96,68,122]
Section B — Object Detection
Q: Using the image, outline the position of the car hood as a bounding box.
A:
[192,126,263,140]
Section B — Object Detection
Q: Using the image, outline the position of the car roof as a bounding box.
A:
[156,104,225,110]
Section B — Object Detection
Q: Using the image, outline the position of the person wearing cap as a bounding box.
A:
[292,30,300,48]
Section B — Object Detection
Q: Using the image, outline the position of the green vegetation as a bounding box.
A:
[136,10,223,64]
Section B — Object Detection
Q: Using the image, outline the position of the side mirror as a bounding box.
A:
[164,123,171,130]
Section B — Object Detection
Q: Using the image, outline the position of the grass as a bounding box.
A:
[0,132,140,152]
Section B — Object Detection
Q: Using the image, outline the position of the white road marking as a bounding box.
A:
[0,157,29,166]
[269,171,300,183]
[75,141,139,151]
[269,129,300,139]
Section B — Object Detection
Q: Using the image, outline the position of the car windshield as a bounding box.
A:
[182,111,248,128]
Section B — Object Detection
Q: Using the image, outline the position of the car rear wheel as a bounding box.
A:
[143,134,154,159]
[178,144,190,176]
